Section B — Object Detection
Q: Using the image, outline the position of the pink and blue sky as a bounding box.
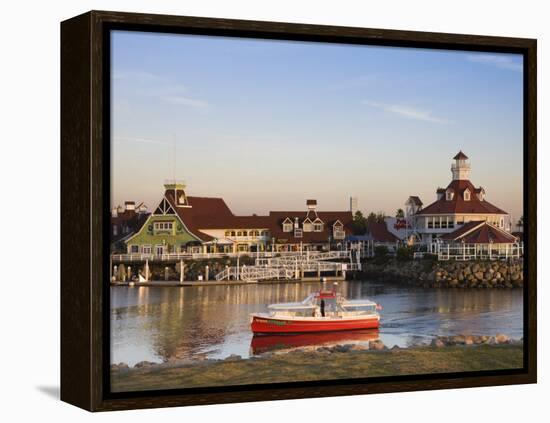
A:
[111,31,524,220]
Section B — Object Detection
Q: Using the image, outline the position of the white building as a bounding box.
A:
[408,151,510,244]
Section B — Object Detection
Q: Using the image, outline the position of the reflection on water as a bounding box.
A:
[250,330,380,355]
[110,280,523,366]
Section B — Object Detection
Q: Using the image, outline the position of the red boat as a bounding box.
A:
[250,290,381,334]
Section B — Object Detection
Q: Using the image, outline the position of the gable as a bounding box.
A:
[154,197,176,215]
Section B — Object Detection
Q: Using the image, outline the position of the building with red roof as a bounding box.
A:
[123,181,353,254]
[407,151,510,244]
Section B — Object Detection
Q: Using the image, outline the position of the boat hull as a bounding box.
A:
[250,314,380,334]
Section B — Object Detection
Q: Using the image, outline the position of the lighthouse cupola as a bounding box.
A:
[451,151,471,181]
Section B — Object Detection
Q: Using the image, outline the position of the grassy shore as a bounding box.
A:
[111,344,523,392]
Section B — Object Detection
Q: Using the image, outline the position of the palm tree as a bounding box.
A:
[516,215,524,232]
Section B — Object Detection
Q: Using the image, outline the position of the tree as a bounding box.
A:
[351,210,368,235]
[516,215,524,232]
[396,208,405,219]
[366,212,378,226]
[375,211,386,223]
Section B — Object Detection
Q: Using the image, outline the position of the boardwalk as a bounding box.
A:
[215,250,360,282]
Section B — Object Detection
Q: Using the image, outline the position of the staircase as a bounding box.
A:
[215,250,357,282]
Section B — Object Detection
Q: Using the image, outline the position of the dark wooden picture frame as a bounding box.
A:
[61,10,537,412]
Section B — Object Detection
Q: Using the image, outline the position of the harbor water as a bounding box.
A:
[110,280,523,366]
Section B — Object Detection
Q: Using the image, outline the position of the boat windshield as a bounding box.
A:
[342,302,377,315]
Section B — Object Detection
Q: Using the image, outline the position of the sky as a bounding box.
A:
[111,30,524,221]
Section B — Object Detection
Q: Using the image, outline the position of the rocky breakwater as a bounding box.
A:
[363,260,523,288]
[361,259,523,288]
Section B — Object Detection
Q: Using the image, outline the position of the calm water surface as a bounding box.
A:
[110,280,523,365]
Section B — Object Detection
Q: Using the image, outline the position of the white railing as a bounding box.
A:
[215,250,355,282]
[225,235,269,242]
[434,242,524,261]
[112,250,315,263]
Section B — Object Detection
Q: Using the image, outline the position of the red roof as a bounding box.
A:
[417,180,507,215]
[111,209,150,242]
[453,151,469,160]
[441,221,517,244]
[163,189,352,243]
[269,211,353,243]
[368,222,399,243]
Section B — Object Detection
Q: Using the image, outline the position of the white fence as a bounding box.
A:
[433,242,524,261]
[215,250,359,282]
[111,250,319,263]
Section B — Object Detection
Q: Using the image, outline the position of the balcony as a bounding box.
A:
[226,235,269,242]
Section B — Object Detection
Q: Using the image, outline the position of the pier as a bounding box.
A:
[110,249,363,284]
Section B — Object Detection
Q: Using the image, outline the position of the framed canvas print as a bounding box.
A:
[60,11,537,411]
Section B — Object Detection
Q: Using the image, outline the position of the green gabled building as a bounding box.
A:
[124,182,220,255]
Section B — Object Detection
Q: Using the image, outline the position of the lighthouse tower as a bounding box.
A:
[451,151,471,181]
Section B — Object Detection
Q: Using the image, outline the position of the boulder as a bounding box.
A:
[449,335,466,345]
[134,361,155,368]
[431,338,446,348]
[350,344,369,351]
[495,334,510,344]
[224,354,242,361]
[369,340,386,350]
[333,344,354,353]
[111,362,129,371]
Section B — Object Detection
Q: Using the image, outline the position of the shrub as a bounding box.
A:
[372,246,390,265]
[396,246,414,261]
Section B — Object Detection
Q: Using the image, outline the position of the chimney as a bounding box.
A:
[294,217,300,229]
[111,207,118,218]
[306,199,317,210]
[125,201,135,211]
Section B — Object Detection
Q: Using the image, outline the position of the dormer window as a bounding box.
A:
[314,223,323,232]
[283,218,293,232]
[446,190,454,201]
[463,189,471,201]
[477,188,485,201]
[333,221,345,239]
[303,219,313,232]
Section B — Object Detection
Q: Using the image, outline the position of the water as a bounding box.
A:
[110,280,523,366]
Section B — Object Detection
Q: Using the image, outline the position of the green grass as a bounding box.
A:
[111,344,523,392]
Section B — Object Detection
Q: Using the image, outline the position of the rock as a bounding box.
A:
[134,361,155,368]
[224,354,242,361]
[111,362,129,371]
[464,335,474,345]
[369,340,386,350]
[474,271,484,281]
[451,335,466,345]
[350,344,369,351]
[486,336,497,345]
[495,334,510,344]
[391,345,401,350]
[431,338,446,348]
[333,344,354,353]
